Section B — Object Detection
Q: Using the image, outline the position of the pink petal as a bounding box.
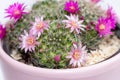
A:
[70,27,74,32]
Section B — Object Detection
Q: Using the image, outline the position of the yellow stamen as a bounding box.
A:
[73,51,80,60]
[14,9,20,15]
[70,6,75,10]
[36,22,44,30]
[27,38,35,45]
[99,24,105,30]
[71,21,77,28]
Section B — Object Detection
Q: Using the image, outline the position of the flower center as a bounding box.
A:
[70,6,75,11]
[36,22,44,30]
[14,9,21,15]
[27,37,35,46]
[99,24,105,30]
[73,51,81,60]
[71,21,77,28]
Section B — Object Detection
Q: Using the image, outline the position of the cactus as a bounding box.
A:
[77,0,104,49]
[30,21,77,68]
[78,0,104,24]
[5,0,105,68]
[31,0,66,20]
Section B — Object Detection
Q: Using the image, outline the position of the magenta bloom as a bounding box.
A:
[63,15,86,34]
[30,16,49,38]
[106,7,117,29]
[5,3,27,22]
[19,31,39,53]
[66,43,87,67]
[0,25,6,39]
[95,17,112,37]
[64,0,80,14]
[54,55,61,63]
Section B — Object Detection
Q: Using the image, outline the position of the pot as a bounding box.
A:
[0,41,120,80]
[1,0,120,80]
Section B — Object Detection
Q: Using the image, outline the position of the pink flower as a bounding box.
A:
[54,55,61,63]
[95,17,112,37]
[66,43,87,67]
[30,16,49,38]
[19,31,39,53]
[63,15,86,34]
[64,0,80,14]
[86,26,91,30]
[0,24,6,39]
[80,16,85,20]
[106,7,117,29]
[5,3,27,22]
[91,0,101,4]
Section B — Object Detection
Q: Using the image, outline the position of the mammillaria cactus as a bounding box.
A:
[31,21,78,68]
[3,0,119,69]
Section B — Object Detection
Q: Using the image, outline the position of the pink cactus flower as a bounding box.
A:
[95,17,112,37]
[19,31,39,53]
[30,16,49,38]
[106,7,117,29]
[64,0,80,14]
[0,24,6,39]
[5,3,27,22]
[54,55,61,63]
[63,14,86,34]
[66,43,87,67]
[86,26,91,30]
[80,16,85,20]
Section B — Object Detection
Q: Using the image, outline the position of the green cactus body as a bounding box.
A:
[5,0,105,68]
[31,21,77,68]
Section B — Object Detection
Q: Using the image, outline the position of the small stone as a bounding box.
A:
[11,50,22,60]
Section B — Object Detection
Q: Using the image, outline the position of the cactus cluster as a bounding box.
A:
[77,0,104,49]
[31,21,77,68]
[31,0,66,20]
[4,0,112,69]
[78,0,104,24]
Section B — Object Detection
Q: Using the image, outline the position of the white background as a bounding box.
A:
[0,0,120,80]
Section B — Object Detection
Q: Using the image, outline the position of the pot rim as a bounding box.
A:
[0,40,120,78]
